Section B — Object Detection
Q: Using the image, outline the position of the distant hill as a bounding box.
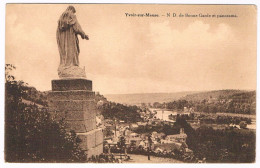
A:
[182,90,249,101]
[168,89,256,115]
[105,92,198,105]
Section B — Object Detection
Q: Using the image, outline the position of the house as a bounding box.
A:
[138,139,155,149]
[154,147,164,153]
[153,142,182,151]
[165,128,187,143]
[130,123,139,130]
[151,131,165,141]
[139,140,146,147]
[137,122,147,127]
[127,133,142,147]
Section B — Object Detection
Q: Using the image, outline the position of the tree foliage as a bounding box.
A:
[186,125,255,163]
[5,64,86,162]
[95,93,142,123]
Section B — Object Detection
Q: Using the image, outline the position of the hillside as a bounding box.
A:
[21,85,48,106]
[167,90,256,115]
[182,90,249,101]
[105,92,197,105]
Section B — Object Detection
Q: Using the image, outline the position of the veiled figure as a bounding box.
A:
[56,6,88,68]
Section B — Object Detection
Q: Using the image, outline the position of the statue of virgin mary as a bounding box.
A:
[56,6,89,78]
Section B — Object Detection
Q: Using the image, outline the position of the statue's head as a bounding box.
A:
[66,5,76,13]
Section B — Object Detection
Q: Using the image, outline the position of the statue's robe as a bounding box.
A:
[56,11,86,67]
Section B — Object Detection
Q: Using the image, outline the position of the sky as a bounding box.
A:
[5,4,256,94]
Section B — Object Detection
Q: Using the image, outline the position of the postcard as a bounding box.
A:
[4,3,257,164]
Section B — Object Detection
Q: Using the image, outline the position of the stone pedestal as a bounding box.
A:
[48,78,103,158]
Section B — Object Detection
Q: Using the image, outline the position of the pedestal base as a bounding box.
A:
[77,128,103,150]
[52,79,92,91]
[48,78,103,158]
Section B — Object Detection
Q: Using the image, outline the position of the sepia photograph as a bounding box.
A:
[4,3,257,164]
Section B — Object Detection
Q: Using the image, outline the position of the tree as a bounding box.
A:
[239,121,247,129]
[117,136,126,150]
[5,64,86,162]
[99,102,142,123]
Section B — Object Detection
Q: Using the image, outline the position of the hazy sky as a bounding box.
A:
[6,4,256,94]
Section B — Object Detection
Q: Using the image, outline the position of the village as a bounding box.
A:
[98,107,195,163]
[94,101,256,163]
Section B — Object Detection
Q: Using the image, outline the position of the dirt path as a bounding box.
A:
[124,154,183,163]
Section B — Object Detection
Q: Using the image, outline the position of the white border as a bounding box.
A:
[0,0,259,168]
